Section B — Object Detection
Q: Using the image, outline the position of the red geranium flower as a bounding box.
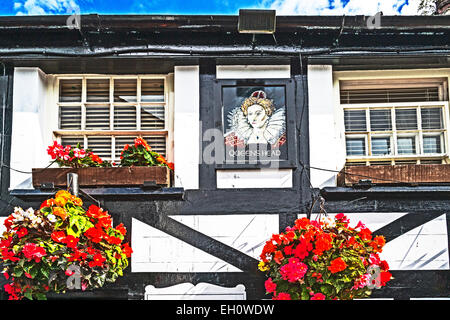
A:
[84,227,104,243]
[328,257,347,274]
[121,243,133,258]
[311,293,326,300]
[16,227,28,238]
[273,292,291,300]
[22,243,46,263]
[64,235,79,249]
[51,231,66,243]
[264,277,277,294]
[89,253,106,268]
[115,223,127,236]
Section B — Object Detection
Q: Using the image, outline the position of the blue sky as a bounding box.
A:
[0,0,423,16]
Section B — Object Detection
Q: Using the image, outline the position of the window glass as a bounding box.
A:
[346,138,366,156]
[423,135,442,154]
[344,110,366,132]
[421,108,443,130]
[370,110,392,131]
[371,137,391,155]
[395,109,417,130]
[397,136,416,155]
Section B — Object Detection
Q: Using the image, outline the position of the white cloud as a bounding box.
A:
[267,0,422,15]
[14,0,80,15]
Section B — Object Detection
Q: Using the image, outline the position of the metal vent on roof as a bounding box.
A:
[238,9,276,34]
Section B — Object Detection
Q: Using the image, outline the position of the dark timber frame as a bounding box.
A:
[0,14,450,300]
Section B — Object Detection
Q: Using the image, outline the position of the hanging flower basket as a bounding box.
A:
[258,214,392,300]
[0,190,132,300]
[32,138,173,188]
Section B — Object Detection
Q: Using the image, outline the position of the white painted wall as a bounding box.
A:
[216,168,292,189]
[216,65,291,79]
[307,65,346,188]
[9,68,56,190]
[307,213,449,271]
[173,66,200,190]
[131,215,279,272]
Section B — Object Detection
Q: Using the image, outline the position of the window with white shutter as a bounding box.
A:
[55,75,171,163]
[340,77,449,165]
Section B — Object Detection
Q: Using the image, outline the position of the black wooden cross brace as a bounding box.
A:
[136,214,260,274]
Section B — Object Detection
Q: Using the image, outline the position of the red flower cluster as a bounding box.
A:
[46,141,110,168]
[22,243,46,263]
[1,191,132,300]
[259,214,392,300]
[328,257,347,274]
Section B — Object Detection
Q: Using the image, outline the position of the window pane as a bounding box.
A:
[143,135,167,157]
[395,109,417,130]
[59,79,81,102]
[87,136,112,158]
[423,135,442,154]
[114,105,137,130]
[61,136,84,148]
[346,137,365,156]
[344,110,366,132]
[421,108,443,130]
[371,137,391,155]
[141,105,165,129]
[141,79,164,102]
[370,110,392,131]
[397,136,416,155]
[114,79,137,102]
[86,104,110,130]
[87,79,109,102]
[59,105,81,129]
[115,136,135,158]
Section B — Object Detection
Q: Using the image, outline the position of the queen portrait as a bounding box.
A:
[224,90,286,148]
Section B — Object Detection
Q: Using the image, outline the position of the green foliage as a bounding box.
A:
[0,191,132,300]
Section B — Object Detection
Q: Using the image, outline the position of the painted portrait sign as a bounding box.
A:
[222,86,288,163]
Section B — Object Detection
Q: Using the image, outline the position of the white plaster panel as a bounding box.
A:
[10,67,53,190]
[131,215,279,272]
[307,65,345,188]
[216,169,293,189]
[216,65,290,79]
[170,214,279,260]
[306,213,449,271]
[381,214,449,270]
[174,66,200,190]
[131,218,242,272]
[0,217,6,234]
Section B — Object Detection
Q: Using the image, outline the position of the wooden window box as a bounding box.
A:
[32,166,171,188]
[337,164,450,186]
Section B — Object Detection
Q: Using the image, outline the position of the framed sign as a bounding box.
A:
[214,79,297,169]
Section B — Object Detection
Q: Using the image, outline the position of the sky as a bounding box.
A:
[0,0,424,16]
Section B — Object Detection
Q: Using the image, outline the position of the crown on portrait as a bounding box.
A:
[251,90,267,99]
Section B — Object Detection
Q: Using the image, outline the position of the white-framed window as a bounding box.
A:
[54,75,173,163]
[340,77,449,165]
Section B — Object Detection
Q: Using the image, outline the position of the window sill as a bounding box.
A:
[337,163,450,186]
[10,187,185,202]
